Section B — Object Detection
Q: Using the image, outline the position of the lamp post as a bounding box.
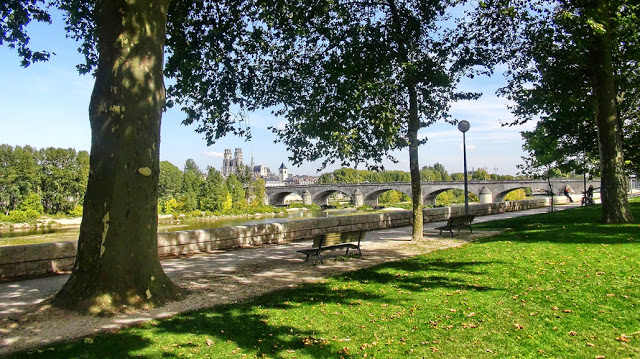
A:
[458,120,470,215]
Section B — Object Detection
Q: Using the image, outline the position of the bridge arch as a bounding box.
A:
[312,189,353,207]
[267,190,303,206]
[423,187,479,206]
[493,187,531,203]
[363,188,412,207]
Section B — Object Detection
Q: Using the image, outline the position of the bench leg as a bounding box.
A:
[304,254,310,263]
[449,229,454,237]
[316,251,324,265]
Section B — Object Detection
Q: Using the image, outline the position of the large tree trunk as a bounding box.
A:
[52,0,186,314]
[588,1,634,224]
[407,81,424,241]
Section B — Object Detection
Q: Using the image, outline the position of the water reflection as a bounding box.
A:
[0,208,366,246]
[0,227,69,239]
[158,208,356,232]
[0,227,78,246]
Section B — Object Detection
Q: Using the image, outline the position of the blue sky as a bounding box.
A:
[0,12,534,177]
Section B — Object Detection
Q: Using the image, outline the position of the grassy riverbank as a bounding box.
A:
[13,200,640,358]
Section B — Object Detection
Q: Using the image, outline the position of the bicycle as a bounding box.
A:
[581,192,595,206]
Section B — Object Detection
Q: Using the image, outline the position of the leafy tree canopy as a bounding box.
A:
[499,0,639,176]
[494,0,636,222]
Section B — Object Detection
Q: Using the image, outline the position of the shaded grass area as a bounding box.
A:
[13,201,640,358]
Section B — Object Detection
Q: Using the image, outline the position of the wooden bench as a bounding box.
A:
[435,214,475,236]
[297,230,365,264]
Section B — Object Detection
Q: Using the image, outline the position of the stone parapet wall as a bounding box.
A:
[0,241,77,280]
[155,209,414,256]
[0,198,549,280]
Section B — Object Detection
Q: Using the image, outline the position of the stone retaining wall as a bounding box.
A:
[0,198,549,280]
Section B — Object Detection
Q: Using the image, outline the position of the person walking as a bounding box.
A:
[563,185,574,203]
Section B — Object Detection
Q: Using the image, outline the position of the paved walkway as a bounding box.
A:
[0,203,580,354]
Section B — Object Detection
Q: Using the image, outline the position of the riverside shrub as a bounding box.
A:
[9,210,28,223]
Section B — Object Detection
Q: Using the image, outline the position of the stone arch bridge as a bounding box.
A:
[265,179,600,207]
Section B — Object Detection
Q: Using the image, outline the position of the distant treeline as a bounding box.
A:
[0,144,271,222]
[0,145,89,220]
[157,160,268,216]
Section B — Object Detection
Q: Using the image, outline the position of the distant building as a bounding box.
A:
[221,148,319,184]
[264,179,285,187]
[252,164,270,178]
[279,163,289,181]
[222,147,275,179]
[286,175,318,185]
[221,148,244,177]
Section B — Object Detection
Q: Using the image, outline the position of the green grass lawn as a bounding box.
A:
[15,200,640,358]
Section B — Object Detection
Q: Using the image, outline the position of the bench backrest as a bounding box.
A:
[312,231,364,248]
[447,214,475,225]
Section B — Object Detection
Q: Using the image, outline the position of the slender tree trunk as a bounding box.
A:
[588,1,634,224]
[386,0,423,240]
[407,81,424,241]
[52,0,186,314]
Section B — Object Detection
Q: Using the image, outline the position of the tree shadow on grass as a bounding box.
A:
[339,258,497,293]
[15,257,500,358]
[144,258,500,358]
[12,332,152,359]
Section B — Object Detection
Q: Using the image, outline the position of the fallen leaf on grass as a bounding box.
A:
[514,323,524,330]
[587,343,595,347]
[568,331,577,336]
[205,339,214,347]
[302,337,329,346]
[615,334,631,342]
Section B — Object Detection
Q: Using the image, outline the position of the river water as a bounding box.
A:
[0,208,380,246]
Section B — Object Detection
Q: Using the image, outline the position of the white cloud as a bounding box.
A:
[199,151,224,158]
[274,121,287,131]
[459,143,477,151]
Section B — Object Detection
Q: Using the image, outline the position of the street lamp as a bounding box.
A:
[458,120,470,215]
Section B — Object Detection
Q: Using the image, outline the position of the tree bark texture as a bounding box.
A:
[588,1,635,223]
[52,0,186,314]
